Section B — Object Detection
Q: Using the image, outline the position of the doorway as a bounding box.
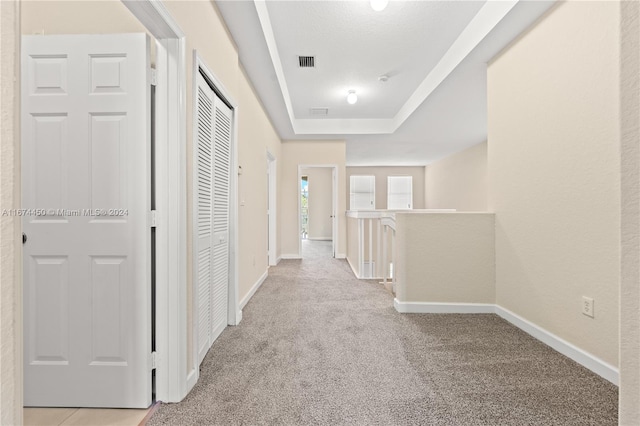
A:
[298,165,338,259]
[267,152,277,266]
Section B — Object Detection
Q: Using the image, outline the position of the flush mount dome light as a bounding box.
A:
[370,0,388,12]
[347,90,358,105]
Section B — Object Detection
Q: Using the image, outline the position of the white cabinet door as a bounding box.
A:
[22,34,151,408]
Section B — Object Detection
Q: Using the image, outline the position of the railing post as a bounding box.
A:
[382,223,387,287]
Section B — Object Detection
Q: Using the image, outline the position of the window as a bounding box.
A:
[350,175,375,210]
[387,176,412,210]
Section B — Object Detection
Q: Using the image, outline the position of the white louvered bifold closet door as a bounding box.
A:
[195,72,231,365]
[195,73,214,365]
[211,96,232,345]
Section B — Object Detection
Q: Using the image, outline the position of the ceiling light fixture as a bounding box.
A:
[370,0,388,12]
[347,90,358,105]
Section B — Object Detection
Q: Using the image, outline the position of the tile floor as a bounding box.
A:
[24,407,151,426]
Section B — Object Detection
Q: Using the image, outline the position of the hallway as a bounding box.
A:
[148,240,617,425]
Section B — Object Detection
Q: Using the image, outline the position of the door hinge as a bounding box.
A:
[150,68,157,86]
[151,351,157,370]
[149,210,158,228]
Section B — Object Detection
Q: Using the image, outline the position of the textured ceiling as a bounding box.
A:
[216,0,556,166]
[266,1,485,120]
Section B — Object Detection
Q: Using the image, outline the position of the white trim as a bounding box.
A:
[186,369,198,394]
[230,97,240,327]
[308,237,332,241]
[280,254,303,260]
[394,299,495,314]
[392,300,619,385]
[335,253,347,259]
[346,256,361,279]
[239,270,268,310]
[494,306,619,386]
[122,0,188,403]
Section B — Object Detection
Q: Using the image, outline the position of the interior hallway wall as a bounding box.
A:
[346,166,425,210]
[488,1,620,367]
[22,1,147,34]
[237,65,282,300]
[280,141,346,258]
[425,141,487,211]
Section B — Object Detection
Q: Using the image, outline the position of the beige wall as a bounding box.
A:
[280,141,346,257]
[1,0,22,423]
[302,167,333,240]
[425,141,487,211]
[488,1,620,367]
[22,1,147,34]
[395,213,495,304]
[346,166,425,210]
[237,66,282,300]
[621,0,640,422]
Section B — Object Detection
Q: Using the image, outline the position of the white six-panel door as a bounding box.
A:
[22,34,151,408]
[195,72,231,365]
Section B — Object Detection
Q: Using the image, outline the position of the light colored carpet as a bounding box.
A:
[148,240,617,425]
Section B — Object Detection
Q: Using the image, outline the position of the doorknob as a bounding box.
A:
[22,233,27,244]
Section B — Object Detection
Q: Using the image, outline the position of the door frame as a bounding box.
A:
[267,150,277,266]
[122,1,188,403]
[297,164,338,258]
[190,52,240,383]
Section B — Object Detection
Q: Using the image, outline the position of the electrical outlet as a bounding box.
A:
[582,296,594,318]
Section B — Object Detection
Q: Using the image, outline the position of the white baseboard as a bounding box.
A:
[239,270,268,310]
[394,299,495,314]
[335,253,346,259]
[186,367,198,395]
[494,305,619,385]
[308,237,332,241]
[346,256,361,279]
[280,254,302,260]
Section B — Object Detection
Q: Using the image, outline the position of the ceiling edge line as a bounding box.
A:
[391,0,520,132]
[293,118,396,135]
[253,0,298,132]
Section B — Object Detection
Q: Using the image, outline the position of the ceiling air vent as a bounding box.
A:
[310,108,328,116]
[298,56,315,68]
